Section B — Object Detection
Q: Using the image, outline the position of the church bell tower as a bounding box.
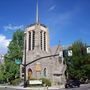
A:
[25,0,50,53]
[20,0,50,79]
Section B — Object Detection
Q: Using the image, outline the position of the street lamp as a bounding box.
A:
[23,33,27,88]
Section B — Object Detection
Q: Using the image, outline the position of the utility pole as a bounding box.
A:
[24,33,27,88]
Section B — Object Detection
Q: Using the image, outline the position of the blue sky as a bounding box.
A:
[0,0,90,54]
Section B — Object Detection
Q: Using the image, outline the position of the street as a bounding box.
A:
[0,84,90,90]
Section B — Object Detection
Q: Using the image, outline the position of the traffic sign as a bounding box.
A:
[68,50,72,56]
[15,59,22,65]
[87,47,90,54]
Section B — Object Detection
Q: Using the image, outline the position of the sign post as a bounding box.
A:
[24,33,27,88]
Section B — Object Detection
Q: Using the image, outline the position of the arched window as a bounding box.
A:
[44,68,46,77]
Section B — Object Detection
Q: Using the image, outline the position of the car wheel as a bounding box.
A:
[69,84,73,88]
[77,85,80,87]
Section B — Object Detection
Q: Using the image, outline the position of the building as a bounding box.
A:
[0,54,4,64]
[20,1,66,86]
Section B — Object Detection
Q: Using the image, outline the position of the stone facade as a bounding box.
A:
[20,23,66,86]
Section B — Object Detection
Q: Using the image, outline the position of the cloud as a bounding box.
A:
[48,5,56,11]
[3,24,24,31]
[0,34,11,54]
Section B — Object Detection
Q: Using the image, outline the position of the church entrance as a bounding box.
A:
[28,68,32,80]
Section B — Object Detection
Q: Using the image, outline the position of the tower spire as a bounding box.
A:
[36,0,39,23]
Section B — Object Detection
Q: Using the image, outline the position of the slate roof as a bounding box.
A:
[50,45,62,55]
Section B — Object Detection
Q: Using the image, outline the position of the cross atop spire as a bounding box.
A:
[36,0,39,23]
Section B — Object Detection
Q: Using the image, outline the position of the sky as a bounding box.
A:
[0,0,90,54]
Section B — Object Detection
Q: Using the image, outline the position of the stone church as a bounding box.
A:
[20,1,66,86]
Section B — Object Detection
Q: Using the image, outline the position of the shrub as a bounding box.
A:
[11,78,22,86]
[40,78,51,86]
[29,78,37,80]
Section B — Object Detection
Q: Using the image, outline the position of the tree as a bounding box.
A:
[4,29,24,83]
[8,29,24,59]
[66,40,90,83]
[0,64,6,83]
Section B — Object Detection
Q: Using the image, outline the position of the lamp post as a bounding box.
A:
[24,33,27,88]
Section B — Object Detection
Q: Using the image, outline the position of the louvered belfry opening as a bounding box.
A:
[28,30,35,51]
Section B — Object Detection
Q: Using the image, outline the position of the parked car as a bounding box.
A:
[65,79,80,88]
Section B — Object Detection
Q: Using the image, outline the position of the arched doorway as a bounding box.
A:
[28,68,32,80]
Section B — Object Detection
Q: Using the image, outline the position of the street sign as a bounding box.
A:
[68,50,72,56]
[87,47,90,54]
[15,59,22,65]
[29,80,42,85]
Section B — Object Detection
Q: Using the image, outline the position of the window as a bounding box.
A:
[29,32,31,50]
[32,31,35,50]
[44,68,46,77]
[44,32,46,51]
[40,31,42,50]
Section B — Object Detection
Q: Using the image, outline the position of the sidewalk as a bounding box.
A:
[1,84,90,90]
[0,85,65,90]
[80,83,90,87]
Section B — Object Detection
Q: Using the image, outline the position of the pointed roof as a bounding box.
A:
[36,0,39,23]
[25,0,47,29]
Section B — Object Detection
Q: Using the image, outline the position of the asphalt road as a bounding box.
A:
[0,84,90,90]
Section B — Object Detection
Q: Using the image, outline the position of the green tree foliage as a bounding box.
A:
[8,29,24,59]
[3,29,24,84]
[0,64,6,83]
[66,40,90,83]
[4,59,20,83]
